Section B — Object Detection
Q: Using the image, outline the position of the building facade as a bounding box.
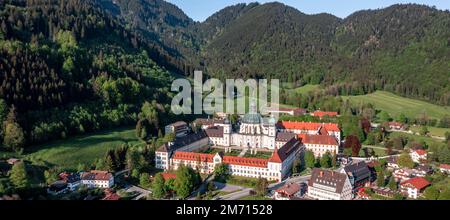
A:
[156,136,303,182]
[80,171,114,188]
[307,168,353,200]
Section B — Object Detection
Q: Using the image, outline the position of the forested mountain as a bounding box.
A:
[0,0,177,149]
[97,0,202,75]
[198,3,450,106]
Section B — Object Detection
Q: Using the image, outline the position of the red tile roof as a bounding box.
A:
[172,152,215,163]
[312,111,338,118]
[298,134,338,146]
[277,121,340,132]
[223,156,268,168]
[269,149,282,163]
[80,170,113,181]
[275,183,301,196]
[439,164,450,169]
[161,172,177,181]
[414,149,427,156]
[388,122,404,127]
[401,177,430,190]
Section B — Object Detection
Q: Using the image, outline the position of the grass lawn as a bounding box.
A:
[291,84,321,95]
[409,126,450,138]
[23,127,142,171]
[359,146,387,157]
[221,176,259,188]
[342,91,450,119]
[388,131,446,147]
[243,151,272,159]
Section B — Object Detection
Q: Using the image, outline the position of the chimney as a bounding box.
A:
[319,171,324,177]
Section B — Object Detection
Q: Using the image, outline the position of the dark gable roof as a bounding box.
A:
[194,118,224,126]
[157,131,208,153]
[205,126,224,138]
[277,137,300,162]
[309,168,348,194]
[343,161,371,183]
[275,132,296,142]
[168,121,187,128]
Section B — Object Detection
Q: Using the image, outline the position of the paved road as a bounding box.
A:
[216,188,252,200]
[125,185,151,200]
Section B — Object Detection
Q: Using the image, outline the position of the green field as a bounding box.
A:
[388,131,446,147]
[342,91,450,119]
[359,146,388,157]
[23,127,142,171]
[409,126,450,138]
[290,84,321,95]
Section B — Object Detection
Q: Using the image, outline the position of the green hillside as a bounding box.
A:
[342,91,450,119]
[24,128,140,171]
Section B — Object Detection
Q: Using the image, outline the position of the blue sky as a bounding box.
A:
[166,0,450,21]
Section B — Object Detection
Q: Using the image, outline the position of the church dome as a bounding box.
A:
[242,113,263,124]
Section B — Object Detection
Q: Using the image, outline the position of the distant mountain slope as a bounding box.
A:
[198,3,450,105]
[97,0,201,74]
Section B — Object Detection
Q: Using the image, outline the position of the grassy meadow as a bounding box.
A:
[342,91,450,119]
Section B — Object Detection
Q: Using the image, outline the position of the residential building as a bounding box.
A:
[165,121,189,137]
[307,168,353,200]
[277,121,341,143]
[80,170,114,188]
[267,108,306,116]
[58,172,81,191]
[393,168,415,182]
[439,164,450,174]
[155,131,210,170]
[414,165,433,177]
[410,149,427,163]
[387,122,405,131]
[311,111,338,118]
[274,183,301,200]
[400,177,430,199]
[371,186,396,198]
[341,161,371,192]
[298,133,339,157]
[387,156,400,169]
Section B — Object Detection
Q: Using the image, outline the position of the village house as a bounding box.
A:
[273,182,301,200]
[102,189,120,200]
[356,188,370,200]
[165,121,189,138]
[439,164,450,174]
[341,161,372,192]
[393,168,415,182]
[371,186,396,198]
[80,170,114,189]
[414,164,433,177]
[410,149,427,163]
[307,168,353,200]
[311,111,338,118]
[47,172,81,195]
[267,107,307,116]
[400,177,430,199]
[387,156,400,169]
[387,122,405,131]
[58,172,81,191]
